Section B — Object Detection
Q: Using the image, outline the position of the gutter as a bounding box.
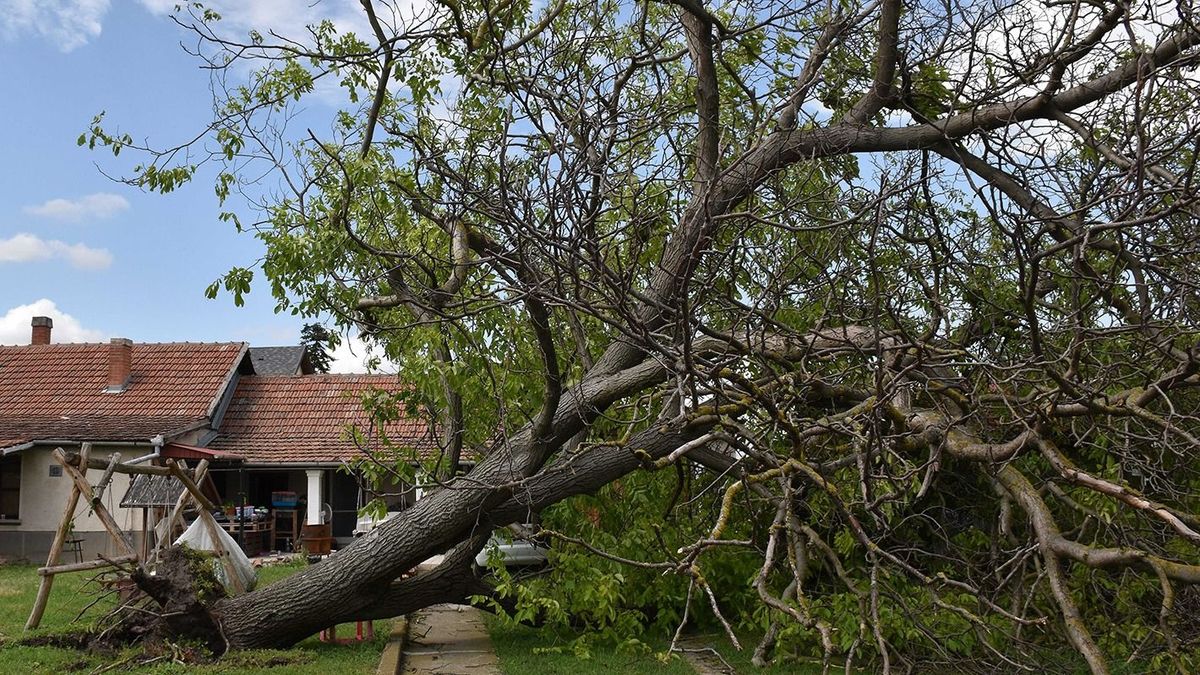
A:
[233,458,470,470]
[239,461,348,469]
[2,439,157,453]
[0,442,35,456]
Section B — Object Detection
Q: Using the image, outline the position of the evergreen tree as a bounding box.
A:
[300,323,333,373]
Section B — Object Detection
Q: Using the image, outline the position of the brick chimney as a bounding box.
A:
[105,338,132,393]
[31,316,52,345]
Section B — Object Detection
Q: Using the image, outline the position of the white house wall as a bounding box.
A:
[0,444,148,561]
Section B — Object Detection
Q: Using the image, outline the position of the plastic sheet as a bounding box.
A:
[174,518,257,593]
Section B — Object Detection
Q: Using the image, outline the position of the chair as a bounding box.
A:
[64,537,84,564]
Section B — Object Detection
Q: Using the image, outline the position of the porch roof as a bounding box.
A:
[161,442,243,462]
[120,474,186,508]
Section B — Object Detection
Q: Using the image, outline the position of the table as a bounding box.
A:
[220,520,273,556]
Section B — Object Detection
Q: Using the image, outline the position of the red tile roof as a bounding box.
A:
[0,342,246,448]
[207,375,438,464]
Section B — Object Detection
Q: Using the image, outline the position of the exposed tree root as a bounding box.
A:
[95,547,228,656]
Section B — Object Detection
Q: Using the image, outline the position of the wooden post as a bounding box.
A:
[157,460,209,557]
[53,449,137,557]
[157,459,244,593]
[169,454,246,586]
[165,459,215,511]
[26,443,91,630]
[198,509,246,594]
[38,554,139,576]
[92,452,122,503]
[166,458,246,590]
[63,452,177,476]
[141,507,149,562]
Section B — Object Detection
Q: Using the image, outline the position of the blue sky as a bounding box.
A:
[0,1,378,370]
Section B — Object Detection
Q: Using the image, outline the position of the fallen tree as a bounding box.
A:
[87,0,1200,671]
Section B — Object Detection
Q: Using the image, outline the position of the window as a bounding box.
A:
[0,456,20,520]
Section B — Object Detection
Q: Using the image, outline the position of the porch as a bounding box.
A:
[205,464,421,555]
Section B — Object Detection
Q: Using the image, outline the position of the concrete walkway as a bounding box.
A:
[401,604,501,674]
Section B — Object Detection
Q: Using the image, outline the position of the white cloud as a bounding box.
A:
[0,233,113,270]
[0,0,111,52]
[0,299,105,345]
[328,332,396,374]
[23,192,130,222]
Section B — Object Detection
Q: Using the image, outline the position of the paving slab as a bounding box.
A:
[402,604,501,674]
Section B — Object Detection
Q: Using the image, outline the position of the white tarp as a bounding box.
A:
[174,518,257,593]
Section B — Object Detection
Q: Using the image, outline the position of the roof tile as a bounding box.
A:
[0,342,245,446]
[207,375,438,464]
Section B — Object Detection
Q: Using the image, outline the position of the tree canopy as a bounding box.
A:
[87,0,1200,671]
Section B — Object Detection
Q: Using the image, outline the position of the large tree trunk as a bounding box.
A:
[211,355,688,648]
[209,330,851,647]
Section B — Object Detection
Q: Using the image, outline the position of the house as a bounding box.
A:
[197,373,439,552]
[0,316,437,561]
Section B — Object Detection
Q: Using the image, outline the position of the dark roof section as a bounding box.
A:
[207,375,437,464]
[120,474,186,508]
[119,471,221,508]
[249,346,312,376]
[0,342,247,449]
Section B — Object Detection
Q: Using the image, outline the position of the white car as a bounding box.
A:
[474,529,549,569]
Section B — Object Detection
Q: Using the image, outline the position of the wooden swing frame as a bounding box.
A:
[25,443,242,630]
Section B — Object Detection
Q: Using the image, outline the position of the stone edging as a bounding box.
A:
[376,615,411,675]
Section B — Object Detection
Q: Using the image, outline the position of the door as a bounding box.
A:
[328,470,360,540]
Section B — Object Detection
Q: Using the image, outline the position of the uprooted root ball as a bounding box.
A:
[100,546,228,655]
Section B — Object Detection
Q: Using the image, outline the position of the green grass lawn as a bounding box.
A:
[485,618,856,674]
[0,560,391,673]
[486,617,699,675]
[698,632,846,675]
